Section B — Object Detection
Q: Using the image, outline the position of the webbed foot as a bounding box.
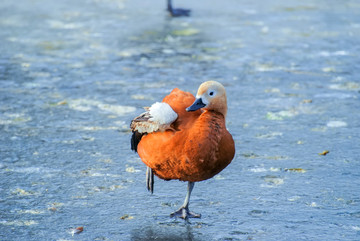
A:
[170,206,201,220]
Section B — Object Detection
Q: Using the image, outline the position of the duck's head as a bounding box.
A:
[186,81,228,117]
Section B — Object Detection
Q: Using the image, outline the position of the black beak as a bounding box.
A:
[186,98,206,112]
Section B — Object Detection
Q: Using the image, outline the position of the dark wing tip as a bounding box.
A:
[130,131,144,152]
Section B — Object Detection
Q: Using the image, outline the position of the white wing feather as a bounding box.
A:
[131,102,178,133]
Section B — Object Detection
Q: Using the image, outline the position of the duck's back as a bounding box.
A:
[162,88,201,130]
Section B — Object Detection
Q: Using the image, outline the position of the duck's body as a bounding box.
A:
[130,81,235,219]
[137,88,234,182]
[167,0,191,17]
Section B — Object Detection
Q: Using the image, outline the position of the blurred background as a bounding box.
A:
[0,0,359,240]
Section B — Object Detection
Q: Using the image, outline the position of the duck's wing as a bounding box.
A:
[130,102,178,152]
[131,102,178,133]
[131,88,201,152]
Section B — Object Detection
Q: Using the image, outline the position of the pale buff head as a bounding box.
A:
[186,81,228,117]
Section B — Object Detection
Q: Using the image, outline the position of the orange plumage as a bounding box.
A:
[130,81,235,219]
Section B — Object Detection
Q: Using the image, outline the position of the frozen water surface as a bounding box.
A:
[1,0,360,240]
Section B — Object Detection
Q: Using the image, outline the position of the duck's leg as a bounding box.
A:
[170,182,201,219]
[146,167,154,194]
[167,0,191,17]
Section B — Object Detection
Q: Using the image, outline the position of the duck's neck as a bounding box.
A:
[203,109,226,122]
[167,0,173,11]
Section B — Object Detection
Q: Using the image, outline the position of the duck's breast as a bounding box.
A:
[180,111,235,181]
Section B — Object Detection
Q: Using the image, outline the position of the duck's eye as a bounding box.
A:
[209,91,214,96]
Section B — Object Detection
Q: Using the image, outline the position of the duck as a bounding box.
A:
[167,0,190,17]
[130,81,235,219]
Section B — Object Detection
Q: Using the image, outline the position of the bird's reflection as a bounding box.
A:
[131,223,202,241]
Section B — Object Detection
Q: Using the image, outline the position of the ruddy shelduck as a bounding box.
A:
[130,81,235,219]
